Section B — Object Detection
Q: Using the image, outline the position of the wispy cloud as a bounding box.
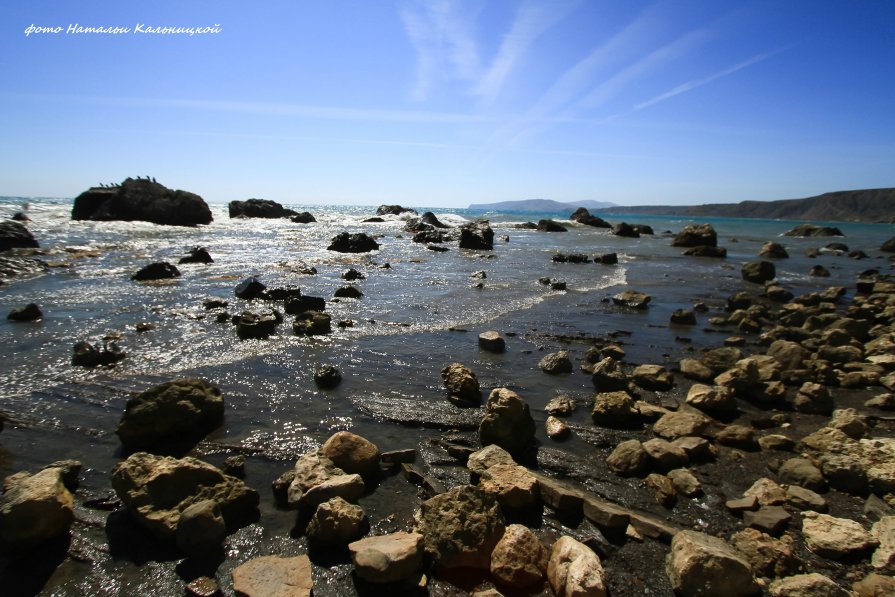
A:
[474,0,578,106]
[632,47,787,111]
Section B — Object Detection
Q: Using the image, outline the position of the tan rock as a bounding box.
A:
[802,511,877,559]
[768,573,850,597]
[547,535,606,597]
[871,516,895,573]
[319,431,381,478]
[306,496,366,546]
[467,444,514,476]
[730,528,799,578]
[0,466,74,553]
[744,478,786,506]
[231,555,313,597]
[667,469,702,497]
[490,524,548,589]
[546,415,571,440]
[349,532,424,583]
[853,572,895,597]
[479,464,539,512]
[666,530,759,596]
[653,410,710,440]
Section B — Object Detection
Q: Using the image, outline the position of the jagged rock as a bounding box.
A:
[479,464,539,513]
[72,178,212,226]
[185,576,220,597]
[231,555,313,597]
[490,524,548,589]
[829,408,869,439]
[802,511,877,559]
[672,224,717,247]
[441,363,481,406]
[742,261,776,283]
[132,261,180,281]
[480,388,535,456]
[236,310,280,340]
[686,383,737,415]
[607,439,649,477]
[744,478,787,507]
[730,528,799,578]
[769,573,850,597]
[539,351,573,374]
[314,364,342,389]
[7,302,42,322]
[785,485,828,512]
[643,438,689,471]
[760,242,789,258]
[228,199,296,218]
[459,220,494,250]
[286,452,364,510]
[478,330,506,353]
[417,485,505,570]
[612,290,651,309]
[653,410,710,440]
[592,391,639,427]
[0,221,39,251]
[871,516,895,573]
[778,458,826,492]
[537,219,568,232]
[666,530,759,597]
[783,224,844,237]
[328,232,380,253]
[306,496,366,546]
[115,378,224,451]
[234,277,266,300]
[111,452,259,541]
[176,499,226,558]
[547,535,606,597]
[349,532,425,583]
[178,247,213,264]
[0,466,74,553]
[591,357,629,391]
[793,382,834,415]
[319,431,380,478]
[545,396,576,416]
[546,416,570,440]
[376,205,417,216]
[668,469,702,497]
[293,311,331,335]
[612,222,639,238]
[632,364,674,391]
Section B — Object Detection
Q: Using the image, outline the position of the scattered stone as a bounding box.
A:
[666,530,760,597]
[653,410,710,440]
[236,310,280,340]
[730,527,800,578]
[570,208,611,228]
[314,364,342,389]
[759,435,795,452]
[871,516,895,573]
[645,473,677,507]
[132,261,181,281]
[642,438,689,471]
[742,261,776,284]
[667,468,702,497]
[478,330,506,353]
[349,532,425,583]
[760,242,789,258]
[441,362,481,406]
[71,340,126,367]
[632,364,674,391]
[490,524,548,589]
[810,265,831,277]
[769,573,850,597]
[7,303,42,322]
[592,391,640,427]
[716,425,758,450]
[745,478,787,507]
[672,436,716,462]
[234,277,266,300]
[479,388,536,456]
[306,496,366,546]
[539,351,573,374]
[179,247,213,264]
[185,576,221,597]
[802,511,877,559]
[222,455,246,479]
[673,224,718,247]
[778,458,826,491]
[328,232,380,253]
[612,290,651,309]
[785,485,828,512]
[671,309,697,325]
[744,506,791,536]
[546,416,571,440]
[479,464,539,512]
[319,431,380,478]
[607,439,649,477]
[726,496,759,514]
[176,499,226,558]
[231,555,313,597]
[547,535,607,597]
[292,311,331,335]
[545,396,575,416]
[0,466,74,553]
[829,408,869,439]
[417,485,505,570]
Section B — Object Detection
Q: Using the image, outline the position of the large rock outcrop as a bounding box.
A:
[71,178,213,226]
[110,452,259,541]
[783,223,844,237]
[115,378,224,451]
[570,207,611,228]
[228,199,297,218]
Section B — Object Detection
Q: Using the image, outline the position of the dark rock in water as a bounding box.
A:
[478,331,506,353]
[111,452,259,541]
[537,219,567,232]
[7,303,42,322]
[236,310,280,340]
[783,223,844,237]
[570,207,611,228]
[328,232,380,253]
[132,262,180,281]
[203,298,229,310]
[683,245,727,258]
[459,220,494,250]
[257,286,302,301]
[285,295,326,314]
[479,388,535,456]
[849,249,868,259]
[293,311,331,335]
[314,365,342,389]
[514,222,539,229]
[413,229,447,244]
[342,268,365,281]
[428,244,449,252]
[178,246,213,264]
[673,224,717,247]
[222,455,246,479]
[362,217,385,223]
[670,309,696,325]
[633,224,654,235]
[71,178,213,226]
[376,205,417,216]
[0,466,74,553]
[116,378,224,451]
[0,221,39,251]
[597,253,618,264]
[612,290,651,309]
[290,211,316,223]
[551,281,567,291]
[825,242,849,252]
[334,286,363,299]
[229,198,297,219]
[612,222,639,238]
[135,322,155,333]
[421,211,449,228]
[71,340,125,367]
[742,261,776,284]
[807,264,828,276]
[760,242,789,258]
[0,255,48,280]
[881,237,895,252]
[351,394,482,430]
[234,277,266,300]
[539,351,573,374]
[11,212,29,222]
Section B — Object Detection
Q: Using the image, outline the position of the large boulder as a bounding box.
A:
[115,378,224,451]
[547,535,607,597]
[479,388,536,456]
[328,232,379,253]
[0,466,74,553]
[459,220,494,250]
[417,485,505,570]
[71,178,213,226]
[228,199,296,218]
[110,452,259,541]
[666,530,760,596]
[570,208,611,228]
[783,224,844,237]
[490,524,549,589]
[673,224,717,247]
[319,431,380,478]
[349,532,425,583]
[741,261,776,283]
[231,555,313,597]
[0,221,39,251]
[802,512,877,559]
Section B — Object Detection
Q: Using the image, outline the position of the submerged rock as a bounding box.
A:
[783,223,844,237]
[328,232,380,253]
[293,311,331,335]
[459,220,495,250]
[132,261,181,281]
[178,247,213,264]
[376,205,416,216]
[71,340,125,367]
[71,177,212,226]
[7,302,42,322]
[741,261,776,284]
[673,224,718,247]
[228,198,296,218]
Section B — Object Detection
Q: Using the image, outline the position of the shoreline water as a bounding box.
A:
[1,197,894,595]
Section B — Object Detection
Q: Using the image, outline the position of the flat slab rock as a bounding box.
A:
[351,394,481,430]
[231,555,313,597]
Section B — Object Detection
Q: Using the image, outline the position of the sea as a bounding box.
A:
[0,197,893,595]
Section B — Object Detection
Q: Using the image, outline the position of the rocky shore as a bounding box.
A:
[1,201,895,596]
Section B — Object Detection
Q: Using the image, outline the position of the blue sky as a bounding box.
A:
[1,1,893,208]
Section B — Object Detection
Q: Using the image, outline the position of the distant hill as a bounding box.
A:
[593,188,895,223]
[468,198,615,212]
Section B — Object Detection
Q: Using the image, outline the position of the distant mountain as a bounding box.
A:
[592,188,895,223]
[468,198,616,212]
